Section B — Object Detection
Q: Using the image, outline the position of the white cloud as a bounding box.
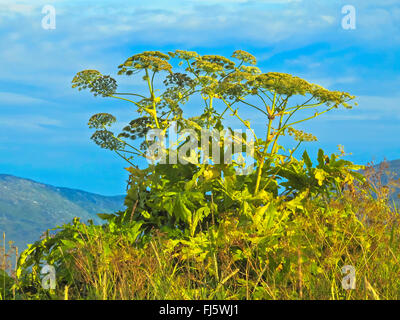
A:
[0,115,62,131]
[0,1,37,17]
[306,76,358,89]
[0,92,50,105]
[321,15,335,24]
[317,95,400,122]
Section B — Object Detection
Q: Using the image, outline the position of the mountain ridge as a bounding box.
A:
[0,174,126,250]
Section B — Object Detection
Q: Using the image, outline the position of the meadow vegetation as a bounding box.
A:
[1,50,400,300]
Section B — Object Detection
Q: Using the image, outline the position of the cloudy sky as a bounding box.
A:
[0,0,399,195]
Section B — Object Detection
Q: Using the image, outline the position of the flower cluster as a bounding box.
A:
[72,70,117,97]
[231,50,257,65]
[287,127,318,142]
[118,51,172,75]
[88,113,117,129]
[91,130,123,151]
[71,70,102,90]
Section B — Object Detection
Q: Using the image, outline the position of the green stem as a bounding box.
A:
[290,141,302,157]
[270,113,284,155]
[114,92,147,99]
[145,69,160,129]
[101,124,146,157]
[254,92,277,195]
[110,95,141,108]
[208,96,213,129]
[221,97,257,140]
[238,99,269,116]
[115,150,135,166]
[276,105,336,138]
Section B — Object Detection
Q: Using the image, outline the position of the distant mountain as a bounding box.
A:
[0,174,126,251]
[366,160,400,205]
[385,159,400,176]
[381,159,400,204]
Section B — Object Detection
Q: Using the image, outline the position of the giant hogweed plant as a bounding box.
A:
[15,50,366,296]
[71,50,362,233]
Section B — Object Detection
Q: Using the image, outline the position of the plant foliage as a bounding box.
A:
[13,50,400,300]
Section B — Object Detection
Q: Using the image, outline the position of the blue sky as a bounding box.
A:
[0,0,399,195]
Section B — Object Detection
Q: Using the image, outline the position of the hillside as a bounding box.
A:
[0,174,126,250]
[374,159,400,204]
[388,160,400,204]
